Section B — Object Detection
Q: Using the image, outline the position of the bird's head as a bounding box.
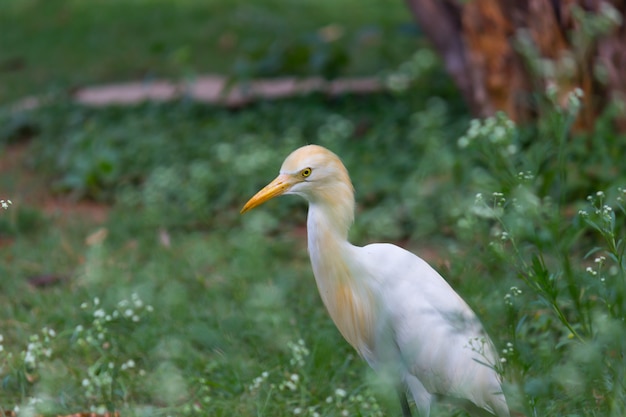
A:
[241,144,354,214]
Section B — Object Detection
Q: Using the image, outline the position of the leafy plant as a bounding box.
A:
[455,90,626,415]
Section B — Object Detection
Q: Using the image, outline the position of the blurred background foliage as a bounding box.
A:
[0,0,416,104]
[1,0,626,416]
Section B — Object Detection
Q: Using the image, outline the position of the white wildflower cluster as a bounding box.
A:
[504,286,523,306]
[586,256,607,283]
[287,339,310,368]
[280,372,301,392]
[0,199,11,210]
[75,294,151,410]
[547,84,585,115]
[246,339,309,396]
[275,339,310,394]
[578,191,616,235]
[247,338,382,417]
[81,357,140,413]
[457,112,517,153]
[472,192,507,220]
[566,87,584,114]
[82,361,113,401]
[384,48,438,93]
[500,342,515,363]
[471,191,513,230]
[317,387,382,417]
[76,293,154,348]
[465,336,488,356]
[517,171,535,182]
[22,327,56,371]
[492,192,506,207]
[76,293,153,346]
[248,371,269,392]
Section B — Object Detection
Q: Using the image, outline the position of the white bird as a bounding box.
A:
[241,145,509,417]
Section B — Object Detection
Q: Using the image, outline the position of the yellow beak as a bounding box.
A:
[241,174,294,214]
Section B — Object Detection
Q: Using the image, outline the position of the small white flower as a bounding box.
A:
[457,136,470,148]
[586,267,597,276]
[335,388,347,398]
[82,378,91,387]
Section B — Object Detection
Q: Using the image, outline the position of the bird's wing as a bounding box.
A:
[355,243,505,411]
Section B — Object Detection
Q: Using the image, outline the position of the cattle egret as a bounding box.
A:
[241,145,509,417]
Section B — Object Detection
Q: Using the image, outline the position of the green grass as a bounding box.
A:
[0,0,416,104]
[2,1,626,415]
[2,82,626,415]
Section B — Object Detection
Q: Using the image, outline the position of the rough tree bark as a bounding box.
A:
[405,0,626,131]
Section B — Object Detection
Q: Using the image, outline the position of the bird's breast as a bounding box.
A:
[309,245,377,359]
[326,281,376,358]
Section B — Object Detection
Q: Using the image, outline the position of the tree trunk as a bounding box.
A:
[405,0,626,131]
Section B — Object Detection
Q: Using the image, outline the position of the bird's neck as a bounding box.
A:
[305,180,356,284]
[306,192,354,287]
[306,188,375,359]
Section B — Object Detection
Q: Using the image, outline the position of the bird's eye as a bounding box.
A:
[301,168,312,178]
